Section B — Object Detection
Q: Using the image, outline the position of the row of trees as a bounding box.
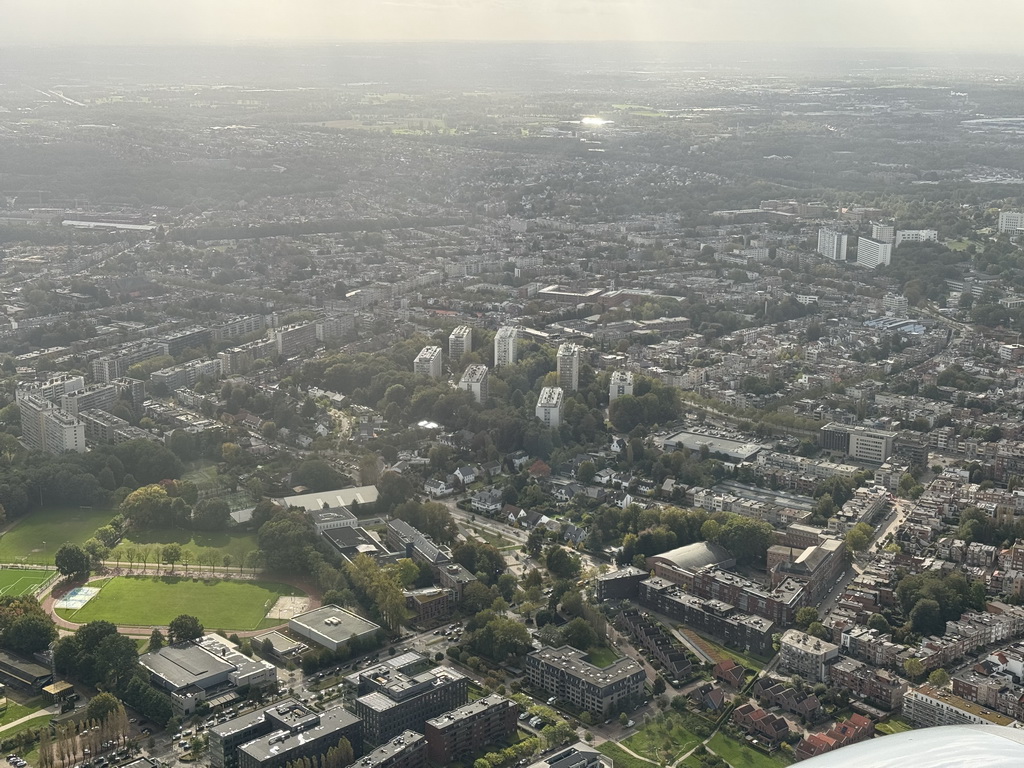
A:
[55,539,249,578]
[283,738,354,768]
[38,698,131,768]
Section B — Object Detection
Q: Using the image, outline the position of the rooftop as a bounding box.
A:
[281,485,379,511]
[350,731,424,768]
[237,704,360,762]
[138,639,237,691]
[529,645,644,687]
[425,693,512,729]
[537,386,564,407]
[911,684,1016,726]
[288,604,381,644]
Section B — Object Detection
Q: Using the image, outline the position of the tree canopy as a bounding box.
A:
[168,614,204,644]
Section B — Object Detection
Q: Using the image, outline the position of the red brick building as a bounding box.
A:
[424,694,517,765]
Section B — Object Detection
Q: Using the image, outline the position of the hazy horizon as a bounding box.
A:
[4,0,1024,53]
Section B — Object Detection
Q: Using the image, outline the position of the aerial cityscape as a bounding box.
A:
[4,10,1024,768]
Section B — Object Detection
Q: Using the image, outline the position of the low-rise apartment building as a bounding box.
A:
[525,646,646,717]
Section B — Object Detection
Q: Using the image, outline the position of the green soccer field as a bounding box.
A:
[0,568,53,596]
[0,507,116,565]
[56,575,304,631]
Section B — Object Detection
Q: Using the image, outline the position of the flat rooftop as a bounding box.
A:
[912,684,1015,726]
[237,705,360,762]
[660,429,763,461]
[537,387,564,407]
[138,642,235,691]
[529,646,643,686]
[425,694,511,729]
[351,731,423,767]
[288,604,380,644]
[281,485,379,511]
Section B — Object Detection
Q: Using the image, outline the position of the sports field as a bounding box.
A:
[0,568,52,597]
[55,575,303,630]
[0,507,115,565]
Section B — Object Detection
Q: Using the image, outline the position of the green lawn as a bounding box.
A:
[0,507,115,565]
[707,732,793,768]
[875,717,913,735]
[56,575,303,630]
[0,712,52,737]
[114,529,260,569]
[622,711,702,764]
[183,462,220,488]
[586,646,620,668]
[0,699,41,727]
[597,742,659,768]
[0,569,53,597]
[687,630,773,671]
[469,526,518,550]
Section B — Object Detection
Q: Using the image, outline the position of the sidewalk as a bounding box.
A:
[0,706,58,734]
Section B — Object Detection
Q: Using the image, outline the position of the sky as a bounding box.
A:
[3,0,1024,51]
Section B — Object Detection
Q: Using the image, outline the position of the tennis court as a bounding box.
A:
[53,585,100,610]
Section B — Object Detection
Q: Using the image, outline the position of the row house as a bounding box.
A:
[618,609,694,683]
[794,714,873,761]
[752,677,824,723]
[732,703,789,747]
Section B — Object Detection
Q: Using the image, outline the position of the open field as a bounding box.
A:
[0,507,114,565]
[0,569,53,597]
[114,529,260,569]
[597,742,658,768]
[56,575,303,630]
[708,732,793,768]
[622,711,702,764]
